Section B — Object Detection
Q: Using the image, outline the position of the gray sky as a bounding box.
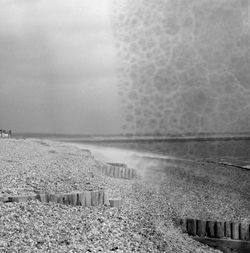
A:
[0,0,122,134]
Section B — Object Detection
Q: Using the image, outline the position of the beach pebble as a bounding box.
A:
[0,139,247,252]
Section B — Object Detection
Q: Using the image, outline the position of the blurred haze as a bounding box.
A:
[0,0,122,134]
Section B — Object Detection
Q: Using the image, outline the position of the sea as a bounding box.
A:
[13,132,250,169]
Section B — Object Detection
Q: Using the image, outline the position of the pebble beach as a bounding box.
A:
[0,138,249,252]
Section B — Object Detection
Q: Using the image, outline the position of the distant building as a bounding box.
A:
[0,129,12,138]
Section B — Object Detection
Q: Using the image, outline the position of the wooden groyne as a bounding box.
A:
[101,162,137,179]
[174,218,250,241]
[0,190,109,207]
[174,218,250,252]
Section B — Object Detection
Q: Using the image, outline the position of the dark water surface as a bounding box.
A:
[61,137,250,169]
[15,132,250,167]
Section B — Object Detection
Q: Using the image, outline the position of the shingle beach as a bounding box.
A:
[0,138,249,252]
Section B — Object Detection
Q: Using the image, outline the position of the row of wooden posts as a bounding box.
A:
[0,161,136,208]
[1,190,109,207]
[0,190,123,208]
[175,218,250,241]
[0,130,12,138]
[102,162,137,179]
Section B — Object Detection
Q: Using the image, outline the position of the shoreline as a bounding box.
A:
[0,138,249,252]
[55,139,250,220]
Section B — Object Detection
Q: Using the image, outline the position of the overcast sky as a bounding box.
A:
[0,0,122,134]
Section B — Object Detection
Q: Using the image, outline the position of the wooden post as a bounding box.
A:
[225,222,231,238]
[126,168,130,179]
[240,223,250,241]
[231,222,240,240]
[112,166,116,177]
[132,169,136,179]
[117,167,121,178]
[187,218,196,236]
[70,193,78,206]
[111,166,115,177]
[37,193,47,203]
[85,191,91,206]
[120,167,124,178]
[65,193,77,206]
[77,192,86,206]
[122,168,126,179]
[131,169,134,179]
[109,199,122,208]
[114,167,118,178]
[197,220,207,237]
[47,194,57,203]
[103,191,109,206]
[120,168,124,178]
[206,221,216,238]
[108,166,113,177]
[98,190,104,205]
[60,194,68,204]
[128,168,132,179]
[116,167,121,178]
[56,194,64,204]
[127,168,131,179]
[63,193,70,205]
[215,221,225,238]
[91,191,99,206]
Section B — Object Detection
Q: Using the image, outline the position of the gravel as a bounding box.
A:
[0,139,110,196]
[0,138,243,252]
[138,157,250,223]
[0,184,220,253]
